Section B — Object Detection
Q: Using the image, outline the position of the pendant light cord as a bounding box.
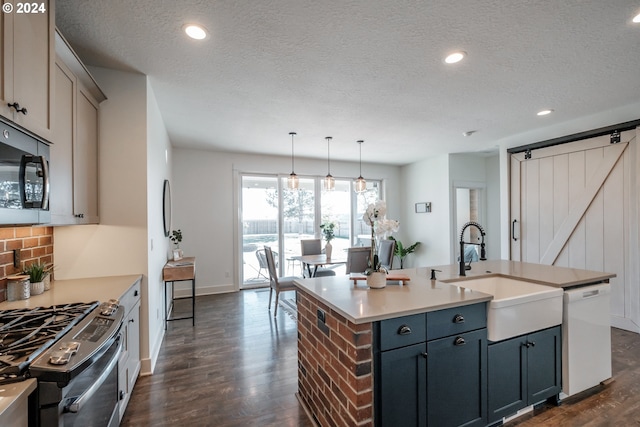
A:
[326,136,332,175]
[290,132,296,173]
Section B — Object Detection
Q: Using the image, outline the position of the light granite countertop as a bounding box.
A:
[0,274,142,310]
[293,260,615,324]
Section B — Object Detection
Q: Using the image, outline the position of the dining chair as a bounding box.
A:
[255,249,277,280]
[377,239,396,271]
[264,246,298,316]
[345,247,371,274]
[300,239,337,278]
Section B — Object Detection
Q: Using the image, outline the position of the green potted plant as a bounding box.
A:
[170,229,183,260]
[23,261,48,295]
[319,221,336,258]
[389,237,421,269]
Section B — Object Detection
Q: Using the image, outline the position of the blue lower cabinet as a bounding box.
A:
[487,326,562,424]
[426,329,488,427]
[375,303,488,427]
[378,342,428,426]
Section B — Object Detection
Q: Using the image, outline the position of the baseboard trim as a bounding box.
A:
[174,283,236,298]
[611,316,640,333]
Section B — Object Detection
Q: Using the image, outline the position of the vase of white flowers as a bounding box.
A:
[362,200,399,288]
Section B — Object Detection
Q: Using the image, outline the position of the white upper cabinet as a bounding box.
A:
[0,0,55,140]
[51,30,105,225]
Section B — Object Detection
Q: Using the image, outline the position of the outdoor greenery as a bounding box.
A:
[389,237,421,268]
[265,189,314,234]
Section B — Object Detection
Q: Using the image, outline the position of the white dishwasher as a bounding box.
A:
[562,282,612,397]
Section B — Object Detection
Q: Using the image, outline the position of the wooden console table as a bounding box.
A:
[162,257,196,329]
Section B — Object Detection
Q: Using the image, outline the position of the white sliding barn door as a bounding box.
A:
[510,128,639,332]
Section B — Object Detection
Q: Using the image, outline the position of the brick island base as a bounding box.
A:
[296,290,374,427]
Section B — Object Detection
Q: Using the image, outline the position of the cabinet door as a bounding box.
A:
[487,336,527,423]
[426,329,487,427]
[378,343,427,427]
[2,0,54,139]
[119,300,141,421]
[50,59,75,222]
[74,84,99,222]
[527,326,561,404]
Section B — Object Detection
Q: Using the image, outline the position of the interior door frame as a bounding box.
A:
[451,180,486,264]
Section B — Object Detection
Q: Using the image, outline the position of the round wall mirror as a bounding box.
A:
[163,179,171,237]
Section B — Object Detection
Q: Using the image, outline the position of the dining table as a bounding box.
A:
[296,254,347,278]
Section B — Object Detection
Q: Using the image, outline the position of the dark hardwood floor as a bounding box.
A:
[122,289,640,427]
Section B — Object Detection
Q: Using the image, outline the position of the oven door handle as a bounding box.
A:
[66,334,122,414]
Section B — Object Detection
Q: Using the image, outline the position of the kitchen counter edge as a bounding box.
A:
[0,274,143,310]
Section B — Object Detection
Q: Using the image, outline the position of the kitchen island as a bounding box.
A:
[293,261,614,427]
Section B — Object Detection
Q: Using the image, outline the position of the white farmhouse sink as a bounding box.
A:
[445,275,563,342]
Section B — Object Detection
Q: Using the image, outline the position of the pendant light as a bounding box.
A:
[287,132,299,190]
[354,140,367,193]
[324,136,335,191]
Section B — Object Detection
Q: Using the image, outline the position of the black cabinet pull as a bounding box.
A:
[454,336,466,346]
[453,314,465,324]
[421,352,428,359]
[8,102,27,115]
[398,325,412,335]
[529,341,535,347]
[512,219,518,241]
[134,290,139,297]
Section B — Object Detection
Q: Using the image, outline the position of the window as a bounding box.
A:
[240,174,381,288]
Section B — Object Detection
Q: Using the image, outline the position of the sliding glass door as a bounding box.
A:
[240,174,381,288]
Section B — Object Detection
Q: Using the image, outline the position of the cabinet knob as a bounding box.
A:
[454,336,466,346]
[129,318,135,323]
[453,314,465,324]
[398,325,412,335]
[421,352,428,359]
[134,290,139,297]
[119,390,125,400]
[7,102,27,115]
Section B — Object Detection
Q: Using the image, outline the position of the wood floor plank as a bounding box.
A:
[122,289,640,426]
[121,289,313,427]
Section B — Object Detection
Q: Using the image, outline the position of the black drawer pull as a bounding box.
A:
[421,352,428,359]
[454,336,466,346]
[398,325,412,335]
[453,314,465,324]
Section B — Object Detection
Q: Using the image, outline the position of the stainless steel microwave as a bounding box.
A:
[0,116,50,225]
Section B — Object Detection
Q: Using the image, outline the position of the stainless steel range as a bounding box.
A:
[0,300,124,426]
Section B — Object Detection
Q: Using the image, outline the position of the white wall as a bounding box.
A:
[399,155,451,267]
[53,67,169,376]
[172,147,402,294]
[145,80,172,374]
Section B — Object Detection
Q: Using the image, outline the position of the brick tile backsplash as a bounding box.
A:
[0,226,54,302]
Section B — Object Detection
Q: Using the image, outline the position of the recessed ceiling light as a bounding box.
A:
[183,24,208,40]
[633,13,640,23]
[537,109,554,116]
[444,51,466,64]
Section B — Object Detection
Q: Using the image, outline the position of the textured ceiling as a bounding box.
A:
[55,0,640,165]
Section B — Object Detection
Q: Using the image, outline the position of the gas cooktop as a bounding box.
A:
[0,302,98,383]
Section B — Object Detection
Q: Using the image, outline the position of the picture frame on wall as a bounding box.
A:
[415,202,431,213]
